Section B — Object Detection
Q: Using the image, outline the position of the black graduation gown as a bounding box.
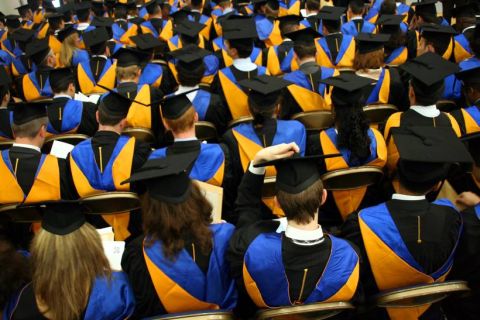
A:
[0,106,13,140]
[47,97,98,137]
[191,90,230,135]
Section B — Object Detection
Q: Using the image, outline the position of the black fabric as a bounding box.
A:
[6,283,48,320]
[47,97,98,136]
[325,33,343,63]
[0,108,13,140]
[88,57,108,82]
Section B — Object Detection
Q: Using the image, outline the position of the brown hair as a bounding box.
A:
[142,182,213,260]
[12,117,48,138]
[353,48,384,71]
[31,223,111,320]
[116,65,140,81]
[276,179,324,224]
[164,106,196,134]
[59,33,80,67]
[97,103,125,126]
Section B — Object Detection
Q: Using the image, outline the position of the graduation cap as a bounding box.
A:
[5,15,21,29]
[16,4,31,16]
[0,67,12,87]
[254,154,341,194]
[38,200,87,235]
[356,33,390,54]
[452,2,478,18]
[322,73,374,106]
[317,5,346,23]
[13,101,48,125]
[130,34,165,52]
[170,8,192,24]
[0,11,5,22]
[83,27,110,49]
[144,0,159,14]
[168,44,210,69]
[276,14,303,29]
[286,28,321,46]
[98,90,132,118]
[239,75,291,107]
[376,14,405,33]
[74,2,92,15]
[222,17,258,40]
[174,20,206,38]
[46,12,64,23]
[411,0,438,17]
[161,90,196,120]
[420,23,456,44]
[90,16,114,28]
[393,126,473,185]
[112,47,149,67]
[129,17,145,25]
[49,67,75,91]
[456,65,480,86]
[25,39,51,65]
[11,28,35,44]
[121,152,197,203]
[57,25,79,43]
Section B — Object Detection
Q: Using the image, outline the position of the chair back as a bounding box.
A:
[196,121,218,142]
[227,116,253,130]
[146,310,235,320]
[436,100,458,112]
[291,111,334,131]
[321,166,384,191]
[363,104,398,125]
[81,191,141,215]
[43,133,90,153]
[123,127,155,143]
[0,140,14,150]
[375,281,470,308]
[256,301,354,320]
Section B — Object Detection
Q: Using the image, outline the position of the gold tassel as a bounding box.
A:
[191,243,196,262]
[295,268,309,304]
[417,216,422,244]
[14,158,19,176]
[98,147,103,173]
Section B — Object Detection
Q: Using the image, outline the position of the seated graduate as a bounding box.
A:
[300,0,321,31]
[3,201,135,320]
[450,66,480,135]
[168,45,229,133]
[77,27,118,95]
[341,0,376,36]
[16,4,34,30]
[227,143,359,318]
[409,0,449,30]
[376,14,415,67]
[251,0,282,47]
[315,6,357,70]
[452,2,479,63]
[9,29,35,78]
[211,17,268,121]
[73,2,95,34]
[121,153,237,318]
[167,19,210,52]
[1,15,22,57]
[41,12,65,56]
[187,0,214,41]
[57,25,90,68]
[307,73,387,225]
[16,39,56,102]
[140,0,168,38]
[383,53,462,173]
[210,0,236,37]
[69,92,150,241]
[281,28,338,118]
[0,68,14,142]
[341,127,472,320]
[353,33,407,108]
[47,68,98,137]
[111,1,139,46]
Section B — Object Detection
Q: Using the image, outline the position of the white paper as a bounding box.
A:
[96,227,115,241]
[195,180,223,222]
[50,140,75,159]
[102,240,125,271]
[74,92,101,104]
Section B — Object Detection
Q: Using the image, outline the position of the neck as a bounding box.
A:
[98,124,122,134]
[397,184,426,196]
[287,213,319,231]
[55,91,73,98]
[119,77,138,84]
[14,137,42,149]
[299,57,316,65]
[173,128,196,139]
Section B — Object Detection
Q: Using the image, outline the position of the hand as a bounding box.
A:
[456,192,480,209]
[252,143,300,165]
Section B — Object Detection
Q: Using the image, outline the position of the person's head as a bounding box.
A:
[287,28,320,61]
[26,39,57,68]
[0,240,30,315]
[177,61,205,86]
[161,94,198,136]
[83,27,111,56]
[59,31,81,67]
[49,67,76,97]
[190,0,203,9]
[12,102,48,146]
[96,92,131,130]
[348,0,366,18]
[471,25,480,57]
[397,160,444,194]
[114,4,128,19]
[354,47,384,70]
[222,17,257,58]
[116,65,141,82]
[75,4,91,23]
[113,48,145,83]
[408,78,444,106]
[410,1,438,29]
[225,38,254,58]
[379,0,396,15]
[417,25,455,57]
[254,0,279,18]
[17,5,33,21]
[278,15,301,38]
[31,203,110,320]
[0,85,10,108]
[457,66,480,106]
[305,0,320,13]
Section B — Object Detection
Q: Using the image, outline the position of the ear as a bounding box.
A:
[194,111,199,122]
[162,118,170,130]
[38,124,47,139]
[95,110,100,123]
[119,118,127,129]
[320,188,327,205]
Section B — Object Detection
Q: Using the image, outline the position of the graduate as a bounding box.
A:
[121,153,237,318]
[252,0,283,47]
[353,33,407,107]
[451,65,480,136]
[47,68,98,137]
[16,39,56,102]
[111,47,164,143]
[69,91,151,241]
[40,12,64,55]
[341,126,472,320]
[341,0,376,36]
[227,144,359,319]
[210,0,236,37]
[9,28,36,78]
[212,18,268,120]
[315,6,357,70]
[77,27,118,95]
[188,0,214,41]
[168,45,229,133]
[112,1,139,46]
[383,53,461,173]
[307,73,387,224]
[376,14,415,66]
[300,0,321,31]
[15,4,34,30]
[1,15,23,57]
[409,0,449,29]
[0,68,14,142]
[167,19,209,51]
[222,75,306,219]
[3,201,135,320]
[140,0,168,38]
[282,28,338,118]
[57,25,90,67]
[73,2,95,33]
[452,2,478,63]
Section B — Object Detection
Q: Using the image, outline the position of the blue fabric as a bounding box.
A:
[204,54,219,77]
[213,36,225,50]
[141,20,159,38]
[27,71,53,98]
[0,50,13,66]
[273,45,296,73]
[475,205,480,220]
[70,136,131,191]
[47,99,83,134]
[233,120,306,155]
[278,0,298,10]
[244,233,358,306]
[443,74,462,100]
[78,58,115,85]
[385,46,406,64]
[112,22,134,42]
[139,63,164,86]
[366,68,387,104]
[11,56,31,75]
[439,17,450,27]
[324,127,378,166]
[459,56,480,71]
[341,20,376,36]
[283,67,335,96]
[1,151,46,198]
[0,111,13,139]
[397,3,410,15]
[139,6,148,19]
[317,35,354,65]
[192,89,212,120]
[72,50,90,67]
[464,105,480,126]
[144,223,237,310]
[455,33,473,56]
[220,65,267,87]
[2,39,22,56]
[255,15,274,41]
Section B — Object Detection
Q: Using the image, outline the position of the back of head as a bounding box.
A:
[227,38,254,58]
[114,6,128,19]
[349,0,365,15]
[177,61,205,87]
[306,0,320,11]
[380,0,396,15]
[164,105,196,134]
[354,47,384,70]
[411,78,444,105]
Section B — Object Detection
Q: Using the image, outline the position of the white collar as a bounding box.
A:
[232,57,257,72]
[283,38,292,42]
[174,137,198,142]
[53,94,72,99]
[12,143,41,153]
[115,18,127,22]
[392,194,426,201]
[91,55,108,60]
[351,16,363,21]
[76,22,90,31]
[306,12,317,17]
[176,85,200,102]
[223,7,234,14]
[191,9,201,13]
[463,25,476,33]
[410,105,440,118]
[285,223,324,246]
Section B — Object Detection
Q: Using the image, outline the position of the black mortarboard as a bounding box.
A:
[57,25,79,42]
[49,67,74,90]
[0,67,11,87]
[16,4,31,16]
[321,73,375,106]
[399,52,460,86]
[129,17,145,25]
[174,20,206,38]
[161,91,195,119]
[11,28,35,44]
[420,23,456,40]
[411,0,438,17]
[0,12,5,22]
[145,0,159,14]
[452,2,477,18]
[40,200,87,235]
[169,8,191,23]
[91,16,114,28]
[356,32,390,54]
[83,27,110,48]
[5,15,21,29]
[74,2,92,15]
[239,75,291,107]
[112,47,148,67]
[254,154,341,194]
[456,65,480,86]
[99,90,132,117]
[25,39,51,65]
[376,14,405,33]
[276,14,303,28]
[121,153,197,203]
[222,17,258,40]
[393,126,473,184]
[317,6,346,22]
[13,101,48,125]
[168,44,210,66]
[46,12,64,23]
[286,28,321,45]
[130,33,165,52]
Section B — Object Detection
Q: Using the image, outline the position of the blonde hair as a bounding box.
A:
[59,33,80,67]
[116,65,140,81]
[12,117,48,138]
[31,223,111,320]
